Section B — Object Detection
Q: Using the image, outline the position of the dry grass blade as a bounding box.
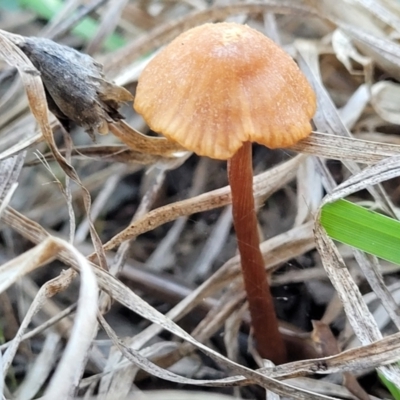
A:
[353,251,400,331]
[298,26,400,381]
[270,330,400,378]
[105,1,317,77]
[284,377,362,400]
[14,332,61,399]
[323,156,400,205]
[0,304,76,352]
[28,129,400,169]
[189,205,232,280]
[85,0,128,54]
[0,152,25,217]
[108,121,187,157]
[0,153,25,202]
[0,220,320,398]
[314,223,400,386]
[306,112,400,336]
[109,167,167,269]
[99,155,305,254]
[295,157,322,226]
[0,238,58,294]
[2,196,311,390]
[98,313,245,388]
[319,156,400,333]
[128,391,241,400]
[296,39,397,217]
[2,269,76,380]
[2,199,315,396]
[145,157,210,270]
[353,0,400,31]
[0,236,98,398]
[0,130,42,161]
[44,240,98,398]
[340,22,400,79]
[103,221,314,390]
[292,132,400,164]
[93,267,335,399]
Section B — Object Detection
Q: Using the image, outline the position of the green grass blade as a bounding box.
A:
[18,0,126,50]
[321,199,400,265]
[379,372,400,399]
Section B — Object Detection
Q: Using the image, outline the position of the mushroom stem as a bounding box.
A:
[227,141,287,364]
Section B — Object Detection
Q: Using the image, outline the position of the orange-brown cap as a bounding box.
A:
[134,22,316,160]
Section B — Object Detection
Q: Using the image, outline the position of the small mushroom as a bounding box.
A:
[134,22,316,364]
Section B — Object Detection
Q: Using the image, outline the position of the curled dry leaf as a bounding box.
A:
[332,29,371,75]
[371,81,400,125]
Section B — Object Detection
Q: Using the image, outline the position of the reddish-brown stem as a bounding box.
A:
[228,141,287,364]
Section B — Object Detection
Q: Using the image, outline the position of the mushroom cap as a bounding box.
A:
[134,22,316,160]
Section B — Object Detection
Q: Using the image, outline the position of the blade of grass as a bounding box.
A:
[321,199,400,266]
[320,200,400,394]
[18,0,125,50]
[379,372,400,400]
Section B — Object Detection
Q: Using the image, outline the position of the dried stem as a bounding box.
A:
[228,141,286,364]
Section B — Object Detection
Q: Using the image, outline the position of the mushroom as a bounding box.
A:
[134,22,316,364]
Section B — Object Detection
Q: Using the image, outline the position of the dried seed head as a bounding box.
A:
[19,37,133,137]
[134,22,316,160]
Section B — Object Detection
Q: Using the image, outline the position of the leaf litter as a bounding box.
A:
[1,0,400,399]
